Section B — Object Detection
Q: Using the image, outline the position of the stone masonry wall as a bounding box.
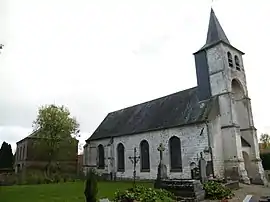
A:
[208,115,225,178]
[84,121,224,180]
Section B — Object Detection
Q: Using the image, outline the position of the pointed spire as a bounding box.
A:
[201,8,230,49]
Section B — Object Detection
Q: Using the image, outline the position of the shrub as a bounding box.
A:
[22,170,48,185]
[44,177,53,184]
[113,185,175,202]
[52,173,61,183]
[84,169,98,202]
[0,173,17,186]
[25,172,40,184]
[203,181,234,200]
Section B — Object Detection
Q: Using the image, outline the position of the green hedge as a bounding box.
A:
[260,153,270,170]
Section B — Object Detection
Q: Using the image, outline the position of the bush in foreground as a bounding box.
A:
[203,181,234,200]
[113,185,175,202]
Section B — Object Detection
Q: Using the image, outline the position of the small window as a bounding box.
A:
[169,136,182,172]
[235,55,240,71]
[227,52,233,68]
[140,140,150,172]
[117,143,125,172]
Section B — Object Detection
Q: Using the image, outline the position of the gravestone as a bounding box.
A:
[206,161,213,177]
[154,143,168,188]
[155,147,205,201]
[157,143,168,179]
[191,167,200,180]
[198,152,207,183]
[190,162,200,180]
[157,179,205,201]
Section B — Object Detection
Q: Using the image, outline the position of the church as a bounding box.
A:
[83,9,267,185]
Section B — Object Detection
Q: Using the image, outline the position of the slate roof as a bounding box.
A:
[17,129,74,144]
[203,8,230,49]
[16,130,40,144]
[87,87,218,141]
[196,8,244,54]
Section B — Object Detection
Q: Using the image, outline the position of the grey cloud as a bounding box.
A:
[0,126,32,153]
[0,91,111,146]
[0,98,37,128]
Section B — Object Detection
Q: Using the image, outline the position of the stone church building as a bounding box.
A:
[83,9,266,185]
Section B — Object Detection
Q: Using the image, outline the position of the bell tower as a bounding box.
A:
[194,9,267,184]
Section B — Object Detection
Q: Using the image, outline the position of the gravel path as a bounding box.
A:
[204,183,270,202]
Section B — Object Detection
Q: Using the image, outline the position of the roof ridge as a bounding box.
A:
[109,86,197,115]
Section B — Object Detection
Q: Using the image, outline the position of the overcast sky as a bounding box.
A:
[0,0,269,154]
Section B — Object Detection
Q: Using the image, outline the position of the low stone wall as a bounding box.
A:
[0,172,17,186]
[154,179,205,201]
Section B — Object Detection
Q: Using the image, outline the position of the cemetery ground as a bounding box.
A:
[0,180,153,202]
[1,181,269,202]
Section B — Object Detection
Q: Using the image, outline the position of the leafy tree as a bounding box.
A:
[260,133,270,149]
[32,104,80,176]
[0,141,14,169]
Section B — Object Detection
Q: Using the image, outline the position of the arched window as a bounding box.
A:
[117,143,125,172]
[231,79,245,100]
[235,55,240,71]
[140,140,150,172]
[227,52,233,67]
[169,136,182,172]
[97,144,105,169]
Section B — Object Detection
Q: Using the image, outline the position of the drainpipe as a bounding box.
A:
[205,120,215,178]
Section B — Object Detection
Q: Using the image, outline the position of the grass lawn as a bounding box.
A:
[0,181,154,202]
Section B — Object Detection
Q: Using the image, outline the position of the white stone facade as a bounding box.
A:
[83,42,267,185]
[206,43,266,184]
[84,117,227,180]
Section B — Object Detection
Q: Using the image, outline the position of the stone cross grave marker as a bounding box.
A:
[199,152,207,183]
[157,143,168,180]
[157,143,165,162]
